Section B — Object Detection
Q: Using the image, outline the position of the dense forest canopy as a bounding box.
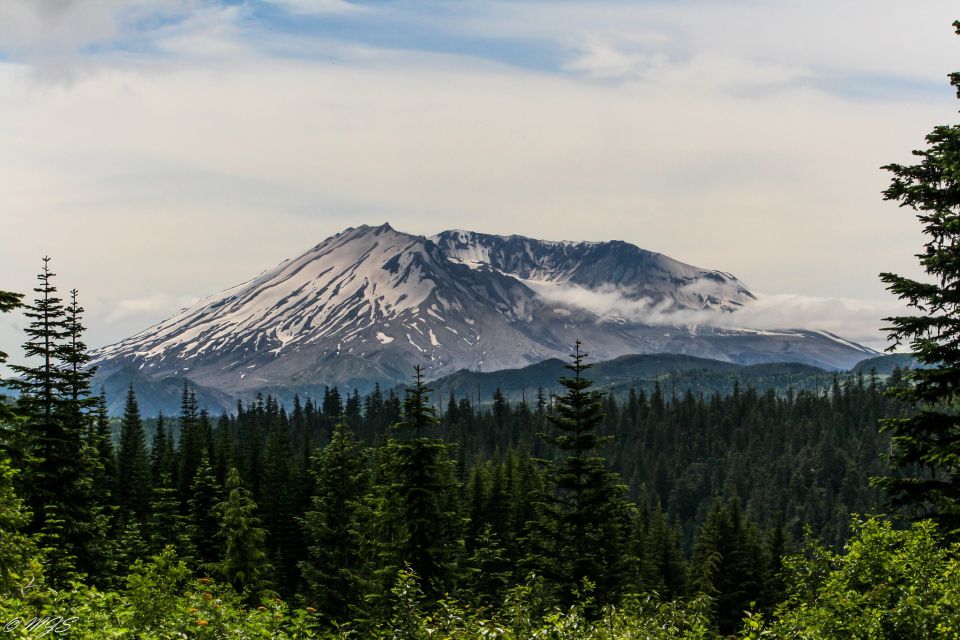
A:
[0,262,923,637]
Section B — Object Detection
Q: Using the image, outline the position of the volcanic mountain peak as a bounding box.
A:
[91,223,876,402]
[98,223,445,361]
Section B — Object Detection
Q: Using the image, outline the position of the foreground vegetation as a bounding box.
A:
[0,270,909,637]
[5,18,960,637]
[2,514,960,638]
[0,276,954,637]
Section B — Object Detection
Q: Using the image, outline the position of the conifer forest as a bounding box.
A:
[5,8,960,640]
[0,266,925,638]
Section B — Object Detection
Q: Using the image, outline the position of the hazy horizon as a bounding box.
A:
[2,0,956,355]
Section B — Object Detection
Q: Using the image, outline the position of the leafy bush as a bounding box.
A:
[743,517,960,639]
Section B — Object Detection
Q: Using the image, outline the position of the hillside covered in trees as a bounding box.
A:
[0,262,948,638]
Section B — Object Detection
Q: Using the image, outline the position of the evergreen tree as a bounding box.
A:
[261,410,302,592]
[0,291,36,591]
[691,497,767,635]
[117,385,152,522]
[39,502,77,584]
[177,383,202,500]
[375,366,463,602]
[215,467,270,597]
[146,472,193,560]
[633,500,687,599]
[874,24,960,534]
[0,290,23,427]
[149,414,172,487]
[7,262,105,583]
[91,389,117,508]
[530,341,633,607]
[188,452,222,568]
[300,422,370,620]
[113,520,146,576]
[0,450,38,593]
[465,523,511,606]
[59,289,97,425]
[8,258,71,527]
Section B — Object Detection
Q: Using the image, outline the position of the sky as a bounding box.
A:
[0,0,957,355]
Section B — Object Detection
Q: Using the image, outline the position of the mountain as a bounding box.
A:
[430,230,754,312]
[94,366,236,417]
[851,353,925,375]
[430,353,840,404]
[91,223,877,411]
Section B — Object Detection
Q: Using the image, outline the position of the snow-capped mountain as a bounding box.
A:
[431,230,754,312]
[91,223,876,400]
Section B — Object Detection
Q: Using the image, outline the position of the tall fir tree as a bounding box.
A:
[215,467,270,597]
[177,383,202,501]
[147,471,193,560]
[261,409,302,593]
[8,261,104,584]
[529,341,633,607]
[59,289,97,425]
[873,22,960,535]
[691,497,768,635]
[117,385,152,522]
[8,258,71,526]
[374,366,463,602]
[300,421,370,620]
[188,452,222,569]
[91,389,117,508]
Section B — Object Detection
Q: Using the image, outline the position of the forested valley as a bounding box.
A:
[2,265,958,639]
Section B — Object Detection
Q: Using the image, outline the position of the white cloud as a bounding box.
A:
[0,1,124,54]
[267,0,366,15]
[106,293,199,323]
[527,281,905,350]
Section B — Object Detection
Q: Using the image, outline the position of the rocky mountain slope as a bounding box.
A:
[91,223,876,405]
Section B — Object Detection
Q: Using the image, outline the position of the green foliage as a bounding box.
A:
[215,467,271,597]
[146,471,194,560]
[0,451,39,594]
[189,452,223,568]
[117,385,152,522]
[301,421,370,621]
[261,405,302,593]
[874,20,960,534]
[691,497,768,634]
[631,499,689,599]
[124,546,192,631]
[747,517,960,639]
[531,341,634,608]
[373,366,464,603]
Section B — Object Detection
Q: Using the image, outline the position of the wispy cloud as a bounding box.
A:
[527,281,906,350]
[267,0,367,16]
[0,0,953,350]
[106,293,200,324]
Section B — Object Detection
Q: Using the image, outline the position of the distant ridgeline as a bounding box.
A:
[95,351,916,417]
